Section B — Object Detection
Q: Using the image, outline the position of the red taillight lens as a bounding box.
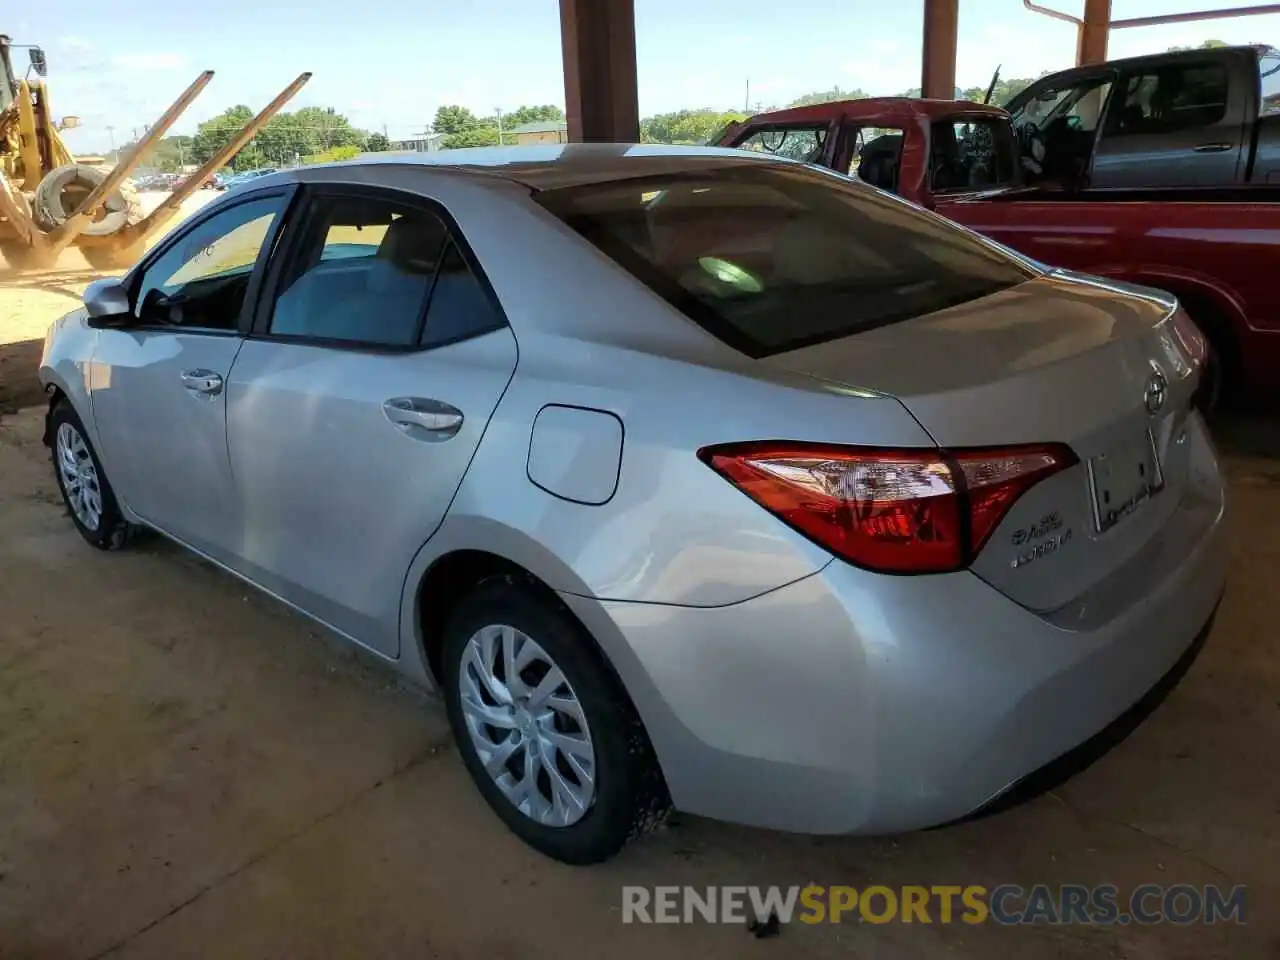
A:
[699,441,1076,574]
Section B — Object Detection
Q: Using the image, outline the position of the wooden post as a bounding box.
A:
[560,0,639,142]
[922,0,960,99]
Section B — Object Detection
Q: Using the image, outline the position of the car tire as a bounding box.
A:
[442,579,670,864]
[49,399,135,550]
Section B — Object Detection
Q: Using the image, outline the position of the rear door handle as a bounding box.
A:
[1192,142,1233,153]
[382,397,464,441]
[180,369,224,395]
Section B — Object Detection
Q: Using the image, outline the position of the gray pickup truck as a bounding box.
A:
[1004,44,1280,188]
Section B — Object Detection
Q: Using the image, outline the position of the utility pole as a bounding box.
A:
[106,125,116,156]
[496,106,504,146]
[744,78,750,113]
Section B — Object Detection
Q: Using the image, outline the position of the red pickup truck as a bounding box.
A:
[717,67,1280,403]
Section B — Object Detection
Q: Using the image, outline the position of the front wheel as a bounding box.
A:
[49,400,136,550]
[442,580,670,864]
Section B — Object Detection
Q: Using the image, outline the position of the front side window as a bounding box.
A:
[133,194,286,330]
[268,193,506,349]
[930,119,1018,191]
[734,126,828,164]
[1107,64,1228,135]
[536,165,1034,358]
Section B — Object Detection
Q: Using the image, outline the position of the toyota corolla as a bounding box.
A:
[39,145,1227,864]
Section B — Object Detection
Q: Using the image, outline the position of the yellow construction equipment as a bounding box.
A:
[0,35,310,271]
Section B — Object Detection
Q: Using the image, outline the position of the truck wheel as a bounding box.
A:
[80,242,146,272]
[33,165,143,237]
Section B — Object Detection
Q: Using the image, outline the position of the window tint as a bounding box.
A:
[1260,52,1280,116]
[930,119,1017,191]
[269,195,448,346]
[1108,64,1227,135]
[734,126,828,163]
[535,165,1033,358]
[134,195,286,330]
[419,241,506,347]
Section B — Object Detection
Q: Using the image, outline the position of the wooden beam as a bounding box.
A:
[43,71,215,256]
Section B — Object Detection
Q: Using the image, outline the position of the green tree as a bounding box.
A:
[1168,38,1228,52]
[788,86,870,107]
[960,76,1036,105]
[505,104,564,128]
[443,125,502,149]
[434,105,480,135]
[365,132,391,152]
[640,109,747,144]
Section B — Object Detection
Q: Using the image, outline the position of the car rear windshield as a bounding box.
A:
[534,163,1034,357]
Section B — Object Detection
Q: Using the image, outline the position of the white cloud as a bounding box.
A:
[112,52,188,72]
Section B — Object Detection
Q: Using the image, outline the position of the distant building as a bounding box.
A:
[391,132,447,153]
[509,120,568,145]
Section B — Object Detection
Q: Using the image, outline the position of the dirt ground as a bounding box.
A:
[1,219,1278,958]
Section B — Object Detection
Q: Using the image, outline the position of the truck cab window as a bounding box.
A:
[1107,64,1227,136]
[1260,52,1280,116]
[1012,76,1112,184]
[848,127,905,192]
[929,119,1017,192]
[734,126,828,164]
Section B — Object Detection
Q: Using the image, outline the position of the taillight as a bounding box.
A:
[698,441,1077,574]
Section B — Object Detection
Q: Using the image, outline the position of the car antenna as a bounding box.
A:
[983,65,1002,105]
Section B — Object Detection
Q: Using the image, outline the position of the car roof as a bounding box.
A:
[744,97,1005,126]
[264,143,796,192]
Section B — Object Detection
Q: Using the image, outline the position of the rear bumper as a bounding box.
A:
[563,415,1228,834]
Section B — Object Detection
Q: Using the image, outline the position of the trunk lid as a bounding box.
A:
[762,271,1203,612]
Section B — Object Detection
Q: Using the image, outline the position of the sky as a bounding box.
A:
[12,0,1280,153]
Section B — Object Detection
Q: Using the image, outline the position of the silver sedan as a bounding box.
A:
[39,145,1227,864]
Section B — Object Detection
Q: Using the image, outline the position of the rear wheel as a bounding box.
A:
[442,580,670,864]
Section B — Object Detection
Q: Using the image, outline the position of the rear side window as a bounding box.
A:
[1108,63,1228,135]
[930,119,1018,191]
[535,164,1033,357]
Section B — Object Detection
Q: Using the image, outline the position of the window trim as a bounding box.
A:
[249,182,510,355]
[124,184,300,337]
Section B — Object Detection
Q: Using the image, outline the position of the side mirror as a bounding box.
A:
[29,47,48,77]
[83,279,132,328]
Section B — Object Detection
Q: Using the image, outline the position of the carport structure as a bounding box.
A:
[557,0,1280,141]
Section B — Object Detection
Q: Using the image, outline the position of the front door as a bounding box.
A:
[89,191,291,558]
[224,186,518,656]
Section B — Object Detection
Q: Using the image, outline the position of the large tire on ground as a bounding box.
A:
[33,164,143,237]
[48,398,137,551]
[79,241,146,272]
[442,579,670,864]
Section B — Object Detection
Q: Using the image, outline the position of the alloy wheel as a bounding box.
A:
[55,422,103,532]
[458,623,597,827]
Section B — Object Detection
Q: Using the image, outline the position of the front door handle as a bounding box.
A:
[180,369,224,395]
[1192,142,1233,153]
[382,397,464,441]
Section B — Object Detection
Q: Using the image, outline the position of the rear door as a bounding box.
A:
[224,184,517,657]
[1091,55,1246,187]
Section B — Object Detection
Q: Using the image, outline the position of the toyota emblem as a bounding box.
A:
[1145,370,1168,415]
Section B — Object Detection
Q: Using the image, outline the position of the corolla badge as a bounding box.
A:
[1145,369,1168,415]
